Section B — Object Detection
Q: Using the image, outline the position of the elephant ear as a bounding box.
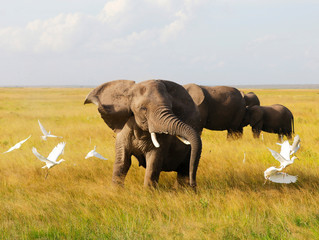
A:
[84,80,135,132]
[183,83,205,106]
[247,105,263,127]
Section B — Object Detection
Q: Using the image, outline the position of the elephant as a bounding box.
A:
[184,84,246,138]
[84,79,202,188]
[241,104,294,139]
[241,91,260,107]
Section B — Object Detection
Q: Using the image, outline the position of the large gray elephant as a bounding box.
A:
[84,80,202,188]
[241,91,260,107]
[184,84,246,138]
[241,104,294,139]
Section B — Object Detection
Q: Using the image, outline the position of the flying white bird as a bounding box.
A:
[32,142,66,178]
[85,146,108,160]
[264,166,297,184]
[268,140,297,168]
[290,135,301,155]
[38,120,62,140]
[3,135,31,153]
[276,135,301,155]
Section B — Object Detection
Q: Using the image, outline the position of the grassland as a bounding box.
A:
[0,87,319,239]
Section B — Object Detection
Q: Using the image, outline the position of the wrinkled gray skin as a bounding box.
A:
[242,104,294,139]
[241,91,260,107]
[184,84,246,138]
[84,80,202,188]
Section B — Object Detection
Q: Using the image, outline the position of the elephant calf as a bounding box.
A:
[242,104,294,139]
[241,91,260,107]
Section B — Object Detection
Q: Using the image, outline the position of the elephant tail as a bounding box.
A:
[291,115,295,134]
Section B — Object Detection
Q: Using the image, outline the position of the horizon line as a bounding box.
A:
[0,83,319,89]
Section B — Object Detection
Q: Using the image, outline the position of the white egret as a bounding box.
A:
[276,135,301,155]
[290,135,301,155]
[3,135,31,153]
[268,140,297,168]
[85,146,108,160]
[32,142,66,178]
[243,152,246,163]
[264,166,297,184]
[38,120,62,140]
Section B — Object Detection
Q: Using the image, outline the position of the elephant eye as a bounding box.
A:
[140,106,147,112]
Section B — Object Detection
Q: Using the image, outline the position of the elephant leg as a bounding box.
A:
[252,128,261,138]
[112,137,131,186]
[285,130,292,140]
[144,150,164,188]
[227,130,235,139]
[175,171,189,188]
[277,134,283,142]
[227,128,243,139]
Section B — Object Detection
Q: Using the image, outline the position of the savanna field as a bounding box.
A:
[0,87,319,239]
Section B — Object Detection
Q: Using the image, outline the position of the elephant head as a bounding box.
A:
[243,92,260,107]
[84,79,202,187]
[242,105,263,137]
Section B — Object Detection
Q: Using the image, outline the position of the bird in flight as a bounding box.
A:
[265,140,298,184]
[264,166,297,184]
[290,135,301,155]
[276,134,301,155]
[85,146,108,160]
[268,140,297,168]
[3,135,31,153]
[32,142,66,178]
[38,120,63,140]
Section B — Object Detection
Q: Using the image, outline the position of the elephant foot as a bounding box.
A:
[143,179,159,189]
[112,175,125,187]
[227,129,243,140]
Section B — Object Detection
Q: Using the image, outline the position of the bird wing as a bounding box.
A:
[3,135,32,153]
[38,120,48,135]
[93,151,108,160]
[47,134,63,138]
[47,142,66,162]
[85,150,94,159]
[280,140,291,160]
[19,135,32,145]
[3,144,18,153]
[268,172,297,184]
[32,147,56,165]
[290,144,300,155]
[290,135,301,154]
[268,148,288,166]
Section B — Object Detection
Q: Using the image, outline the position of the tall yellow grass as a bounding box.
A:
[0,87,319,239]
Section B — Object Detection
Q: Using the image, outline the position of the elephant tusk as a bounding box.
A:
[176,136,191,145]
[151,132,160,148]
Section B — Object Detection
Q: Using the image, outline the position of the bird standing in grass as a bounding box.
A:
[32,142,66,179]
[85,146,108,160]
[38,120,63,140]
[3,135,31,153]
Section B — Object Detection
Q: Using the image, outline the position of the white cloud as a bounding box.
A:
[247,34,278,50]
[98,0,129,24]
[0,0,205,53]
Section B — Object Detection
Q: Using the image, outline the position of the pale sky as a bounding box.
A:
[0,0,318,86]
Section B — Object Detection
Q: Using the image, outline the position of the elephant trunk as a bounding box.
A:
[148,107,202,187]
